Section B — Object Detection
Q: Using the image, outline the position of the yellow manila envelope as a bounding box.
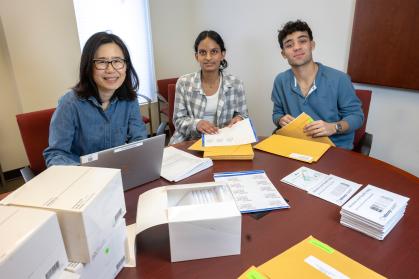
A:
[254,135,330,163]
[257,236,386,279]
[276,112,335,146]
[188,139,254,160]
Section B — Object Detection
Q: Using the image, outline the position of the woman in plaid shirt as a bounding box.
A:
[169,30,249,144]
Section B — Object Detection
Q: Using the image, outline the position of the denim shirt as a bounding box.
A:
[44,90,148,167]
[271,63,364,150]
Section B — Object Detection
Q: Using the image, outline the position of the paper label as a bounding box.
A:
[80,153,98,163]
[114,142,143,153]
[304,255,349,279]
[308,239,334,254]
[289,153,313,162]
[245,268,268,279]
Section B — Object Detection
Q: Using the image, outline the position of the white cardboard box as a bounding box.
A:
[1,166,126,263]
[136,182,242,262]
[0,205,68,279]
[65,218,127,279]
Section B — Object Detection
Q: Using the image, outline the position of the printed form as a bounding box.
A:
[202,118,257,147]
[308,174,362,206]
[214,170,289,213]
[281,166,328,191]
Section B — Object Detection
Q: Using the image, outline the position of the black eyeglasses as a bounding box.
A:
[93,58,126,70]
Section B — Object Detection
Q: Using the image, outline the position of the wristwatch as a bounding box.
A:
[335,122,343,134]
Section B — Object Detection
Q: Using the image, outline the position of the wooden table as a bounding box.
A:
[4,140,413,278]
[116,141,419,279]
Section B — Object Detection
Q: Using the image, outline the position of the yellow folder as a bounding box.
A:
[253,134,330,163]
[240,236,385,279]
[276,112,335,146]
[188,139,254,160]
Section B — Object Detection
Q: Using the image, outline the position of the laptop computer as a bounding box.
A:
[80,134,165,191]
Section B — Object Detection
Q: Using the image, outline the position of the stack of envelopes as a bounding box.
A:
[254,134,330,163]
[340,185,409,240]
[188,139,254,160]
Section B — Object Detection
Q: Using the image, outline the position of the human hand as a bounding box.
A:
[227,116,243,127]
[278,114,295,127]
[304,120,336,137]
[197,120,219,134]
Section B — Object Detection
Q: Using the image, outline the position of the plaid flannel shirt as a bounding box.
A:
[169,71,248,144]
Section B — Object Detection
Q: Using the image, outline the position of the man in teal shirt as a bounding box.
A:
[271,20,363,149]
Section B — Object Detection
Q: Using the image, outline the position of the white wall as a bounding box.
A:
[149,0,419,177]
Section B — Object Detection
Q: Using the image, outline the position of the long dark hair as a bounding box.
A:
[194,30,228,71]
[73,32,139,102]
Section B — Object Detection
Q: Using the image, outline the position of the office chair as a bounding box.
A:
[138,94,153,136]
[156,82,177,137]
[157,78,178,123]
[353,89,373,156]
[16,108,55,181]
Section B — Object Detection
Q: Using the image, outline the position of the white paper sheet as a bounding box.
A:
[281,167,328,191]
[202,118,257,147]
[308,175,362,206]
[160,146,213,182]
[214,170,290,213]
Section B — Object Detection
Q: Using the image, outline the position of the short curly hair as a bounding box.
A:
[277,20,313,49]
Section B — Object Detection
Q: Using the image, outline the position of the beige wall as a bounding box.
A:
[0,0,80,171]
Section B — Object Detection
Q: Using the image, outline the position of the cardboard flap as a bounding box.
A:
[136,186,168,233]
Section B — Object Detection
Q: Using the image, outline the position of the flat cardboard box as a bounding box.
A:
[0,205,68,279]
[1,166,126,263]
[136,182,241,262]
[65,218,127,279]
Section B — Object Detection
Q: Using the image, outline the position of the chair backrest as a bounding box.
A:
[157,78,178,100]
[16,108,55,175]
[167,83,176,135]
[353,89,372,148]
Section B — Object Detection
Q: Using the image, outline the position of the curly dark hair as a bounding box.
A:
[194,30,228,71]
[73,32,139,102]
[277,20,313,49]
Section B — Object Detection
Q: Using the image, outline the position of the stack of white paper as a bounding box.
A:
[214,170,290,213]
[161,146,213,182]
[340,185,410,240]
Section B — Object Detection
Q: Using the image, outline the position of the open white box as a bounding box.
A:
[135,182,242,262]
[1,166,126,263]
[0,205,68,279]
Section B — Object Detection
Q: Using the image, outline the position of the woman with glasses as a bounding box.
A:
[169,30,249,144]
[44,32,147,166]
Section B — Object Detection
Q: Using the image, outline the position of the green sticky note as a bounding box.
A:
[104,247,110,255]
[246,269,266,279]
[309,238,334,254]
[307,117,314,123]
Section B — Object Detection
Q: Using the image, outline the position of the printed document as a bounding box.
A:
[202,118,257,147]
[214,170,289,213]
[308,175,362,206]
[281,167,328,191]
[160,146,213,182]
